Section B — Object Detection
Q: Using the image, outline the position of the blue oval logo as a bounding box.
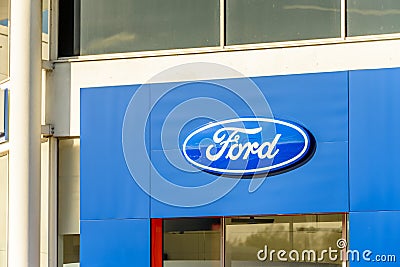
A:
[182,118,314,176]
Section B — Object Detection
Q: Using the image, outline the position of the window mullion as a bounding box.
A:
[341,0,346,39]
[220,0,225,48]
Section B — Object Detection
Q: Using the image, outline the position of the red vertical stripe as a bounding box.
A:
[151,219,163,267]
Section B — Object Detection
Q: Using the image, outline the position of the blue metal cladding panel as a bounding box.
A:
[150,72,349,217]
[81,86,150,220]
[151,142,348,217]
[80,219,150,267]
[349,68,400,212]
[253,73,348,143]
[349,211,400,266]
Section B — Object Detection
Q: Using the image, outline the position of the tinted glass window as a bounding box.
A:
[225,214,343,266]
[163,218,221,266]
[347,0,400,36]
[42,0,50,60]
[80,0,220,55]
[63,234,80,264]
[58,139,80,266]
[226,0,341,45]
[58,0,80,57]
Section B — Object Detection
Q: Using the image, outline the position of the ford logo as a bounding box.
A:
[182,118,315,177]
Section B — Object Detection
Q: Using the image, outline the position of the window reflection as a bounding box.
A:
[163,218,221,267]
[347,0,400,36]
[57,0,400,57]
[162,215,345,267]
[225,214,343,266]
[226,0,341,45]
[226,217,290,266]
[80,0,220,55]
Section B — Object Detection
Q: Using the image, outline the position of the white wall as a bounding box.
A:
[48,39,400,137]
[0,154,8,267]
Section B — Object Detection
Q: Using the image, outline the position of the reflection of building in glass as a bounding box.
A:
[162,215,345,266]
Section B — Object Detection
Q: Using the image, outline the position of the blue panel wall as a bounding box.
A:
[81,68,400,267]
[150,72,349,217]
[81,219,150,267]
[81,72,349,220]
[81,85,150,220]
[349,68,400,211]
[253,72,348,143]
[349,211,400,266]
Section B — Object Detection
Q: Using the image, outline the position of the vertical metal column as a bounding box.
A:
[8,0,42,265]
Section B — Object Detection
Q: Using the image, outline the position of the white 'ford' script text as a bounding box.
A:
[205,127,281,161]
